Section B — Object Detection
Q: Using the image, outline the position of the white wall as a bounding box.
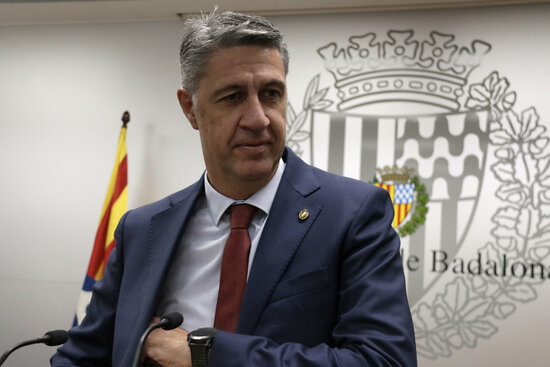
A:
[1,4,549,366]
[0,20,204,366]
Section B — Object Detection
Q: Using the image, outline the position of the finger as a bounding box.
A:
[143,357,163,366]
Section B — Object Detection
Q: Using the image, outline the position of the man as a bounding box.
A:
[51,10,416,367]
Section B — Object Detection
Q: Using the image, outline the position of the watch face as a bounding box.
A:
[189,335,212,344]
[188,327,217,345]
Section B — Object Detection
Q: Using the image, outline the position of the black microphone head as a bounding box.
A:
[43,330,69,346]
[160,312,184,330]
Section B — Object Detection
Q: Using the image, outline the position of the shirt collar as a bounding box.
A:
[204,159,286,225]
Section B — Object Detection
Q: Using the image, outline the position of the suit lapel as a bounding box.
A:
[141,178,204,316]
[237,149,322,334]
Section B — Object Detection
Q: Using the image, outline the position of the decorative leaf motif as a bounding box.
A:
[492,302,516,319]
[540,190,550,205]
[398,176,429,237]
[528,246,550,261]
[483,71,499,91]
[312,100,333,111]
[489,128,513,145]
[521,107,540,140]
[530,137,549,155]
[492,206,519,229]
[493,234,517,252]
[533,182,548,208]
[292,111,307,131]
[491,78,510,108]
[495,147,514,160]
[416,303,437,330]
[505,283,537,302]
[289,131,310,142]
[513,150,538,186]
[501,91,516,110]
[428,333,452,357]
[433,295,451,324]
[286,74,332,156]
[517,207,540,239]
[309,86,329,106]
[442,278,469,314]
[468,319,498,339]
[495,182,528,205]
[537,155,550,186]
[491,161,515,183]
[500,110,522,141]
[416,337,437,359]
[468,83,490,104]
[445,327,464,349]
[461,298,491,321]
[303,74,320,110]
[287,103,296,125]
[470,276,488,295]
[465,71,516,117]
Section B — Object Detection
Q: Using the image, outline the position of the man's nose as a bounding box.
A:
[239,95,270,130]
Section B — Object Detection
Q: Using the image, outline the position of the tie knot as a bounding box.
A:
[229,204,257,230]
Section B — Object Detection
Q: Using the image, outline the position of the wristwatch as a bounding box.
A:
[187,327,218,367]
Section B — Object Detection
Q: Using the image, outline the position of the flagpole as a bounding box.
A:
[122,110,130,128]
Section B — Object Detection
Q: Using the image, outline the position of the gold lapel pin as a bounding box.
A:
[298,209,309,221]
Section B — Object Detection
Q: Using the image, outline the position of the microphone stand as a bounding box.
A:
[132,323,164,367]
[131,312,183,367]
[0,330,68,366]
[0,338,44,365]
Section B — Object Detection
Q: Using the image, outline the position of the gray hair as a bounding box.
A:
[179,10,289,94]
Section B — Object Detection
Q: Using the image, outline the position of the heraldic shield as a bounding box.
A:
[309,109,491,304]
[286,28,550,359]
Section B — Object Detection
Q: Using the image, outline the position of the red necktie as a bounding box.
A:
[214,204,257,332]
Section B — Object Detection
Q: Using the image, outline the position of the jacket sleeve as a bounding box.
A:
[50,211,130,367]
[208,188,417,367]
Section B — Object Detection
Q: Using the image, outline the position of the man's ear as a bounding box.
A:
[177,88,198,130]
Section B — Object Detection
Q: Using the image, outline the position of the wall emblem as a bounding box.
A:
[286,30,550,360]
[373,165,429,237]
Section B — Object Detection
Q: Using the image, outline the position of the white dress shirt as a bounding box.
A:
[155,159,286,332]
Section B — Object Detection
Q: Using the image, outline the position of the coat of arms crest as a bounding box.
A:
[286,29,550,360]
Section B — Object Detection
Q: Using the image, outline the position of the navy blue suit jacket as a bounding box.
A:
[52,148,416,366]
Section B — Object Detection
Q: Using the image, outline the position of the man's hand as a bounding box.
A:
[142,317,191,367]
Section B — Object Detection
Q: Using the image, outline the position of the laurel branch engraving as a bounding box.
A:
[413,71,550,359]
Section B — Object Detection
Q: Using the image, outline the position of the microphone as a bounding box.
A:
[131,312,184,367]
[0,330,68,366]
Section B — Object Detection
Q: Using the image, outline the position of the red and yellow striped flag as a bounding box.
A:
[75,124,128,325]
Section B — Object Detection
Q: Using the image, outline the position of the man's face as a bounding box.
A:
[178,45,287,199]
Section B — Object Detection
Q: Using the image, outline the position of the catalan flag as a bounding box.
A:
[74,121,128,325]
[375,183,414,228]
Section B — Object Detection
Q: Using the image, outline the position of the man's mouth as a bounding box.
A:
[236,141,270,153]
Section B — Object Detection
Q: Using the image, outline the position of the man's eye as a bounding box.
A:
[221,92,241,102]
[263,89,282,100]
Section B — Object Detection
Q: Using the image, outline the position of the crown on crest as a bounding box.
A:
[377,165,414,184]
[317,30,491,111]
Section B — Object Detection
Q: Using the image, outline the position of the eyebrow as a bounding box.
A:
[264,80,286,92]
[211,84,241,100]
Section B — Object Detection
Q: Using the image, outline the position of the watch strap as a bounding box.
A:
[188,328,217,367]
[188,343,210,367]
